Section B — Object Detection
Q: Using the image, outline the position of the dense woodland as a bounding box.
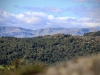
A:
[0,31,100,65]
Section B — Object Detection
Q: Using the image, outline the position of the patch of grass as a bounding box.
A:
[0,65,5,69]
[0,63,47,75]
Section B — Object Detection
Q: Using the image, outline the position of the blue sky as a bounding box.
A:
[0,0,100,30]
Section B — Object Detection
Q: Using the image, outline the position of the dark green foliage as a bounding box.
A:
[0,59,7,65]
[0,34,100,65]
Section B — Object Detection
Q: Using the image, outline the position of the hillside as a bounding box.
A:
[1,54,100,75]
[0,34,100,65]
[0,26,100,37]
[84,31,100,37]
[45,54,100,75]
[0,26,35,37]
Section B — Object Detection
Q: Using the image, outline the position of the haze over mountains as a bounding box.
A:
[0,26,100,38]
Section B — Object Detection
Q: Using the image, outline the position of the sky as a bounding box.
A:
[0,0,100,30]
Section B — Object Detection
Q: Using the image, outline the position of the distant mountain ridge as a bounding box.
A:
[0,26,34,37]
[0,26,100,38]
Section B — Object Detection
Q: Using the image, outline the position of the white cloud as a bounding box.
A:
[82,22,100,27]
[0,10,100,29]
[16,14,24,19]
[66,5,100,17]
[14,12,47,25]
[78,17,91,21]
[48,15,54,20]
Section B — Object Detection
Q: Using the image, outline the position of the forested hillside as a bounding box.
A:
[84,31,100,36]
[0,34,100,65]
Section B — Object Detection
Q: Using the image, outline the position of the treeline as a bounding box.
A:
[0,34,100,65]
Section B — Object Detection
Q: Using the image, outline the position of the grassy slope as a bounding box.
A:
[1,54,100,75]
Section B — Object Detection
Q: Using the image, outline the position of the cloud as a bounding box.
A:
[73,0,87,2]
[15,12,47,24]
[0,10,100,29]
[15,4,100,19]
[92,0,100,3]
[22,6,63,13]
[66,5,100,18]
